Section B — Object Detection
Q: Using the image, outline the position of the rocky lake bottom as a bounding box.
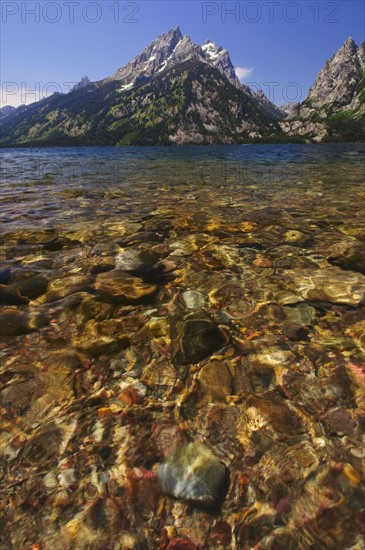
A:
[0,144,364,549]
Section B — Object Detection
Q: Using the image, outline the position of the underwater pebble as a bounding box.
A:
[158,442,229,508]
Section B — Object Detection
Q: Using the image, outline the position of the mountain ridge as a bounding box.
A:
[0,58,284,146]
[0,30,364,145]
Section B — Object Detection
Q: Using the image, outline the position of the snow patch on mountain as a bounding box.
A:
[201,41,220,61]
[120,82,135,91]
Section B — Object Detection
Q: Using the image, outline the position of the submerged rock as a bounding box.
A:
[0,268,11,284]
[0,286,28,306]
[283,303,316,326]
[16,273,49,299]
[42,275,92,302]
[0,308,31,336]
[292,267,365,306]
[182,290,206,310]
[72,319,130,355]
[115,248,145,272]
[94,269,158,302]
[283,323,309,341]
[22,422,63,466]
[170,311,225,365]
[43,237,81,251]
[327,239,365,274]
[322,408,355,436]
[115,247,173,276]
[284,229,312,245]
[198,360,233,401]
[158,442,228,509]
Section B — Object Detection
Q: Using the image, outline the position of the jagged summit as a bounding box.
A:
[109,26,194,86]
[72,76,91,91]
[201,39,241,86]
[280,36,365,142]
[342,36,356,49]
[306,37,364,108]
[108,28,243,89]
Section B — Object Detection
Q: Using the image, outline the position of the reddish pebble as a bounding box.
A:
[280,384,292,399]
[155,259,176,273]
[355,513,365,536]
[276,496,290,514]
[166,539,197,550]
[238,474,249,498]
[118,388,140,406]
[211,521,232,546]
[253,256,272,268]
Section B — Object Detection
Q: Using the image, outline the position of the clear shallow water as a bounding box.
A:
[1,144,364,232]
[0,144,365,549]
[1,143,365,186]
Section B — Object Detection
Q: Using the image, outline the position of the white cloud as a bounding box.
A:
[235,67,254,81]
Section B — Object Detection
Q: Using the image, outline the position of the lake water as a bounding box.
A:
[1,144,365,549]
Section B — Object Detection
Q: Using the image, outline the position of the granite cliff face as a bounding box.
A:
[307,37,364,109]
[108,27,203,87]
[281,37,365,142]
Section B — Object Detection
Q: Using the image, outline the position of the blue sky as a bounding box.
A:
[1,0,364,107]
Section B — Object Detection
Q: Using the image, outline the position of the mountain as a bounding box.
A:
[0,106,17,120]
[109,28,241,89]
[281,37,365,142]
[0,28,283,146]
[1,31,363,146]
[0,61,282,146]
[72,76,91,91]
[105,28,283,122]
[0,104,31,123]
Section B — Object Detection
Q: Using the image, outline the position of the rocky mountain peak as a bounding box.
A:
[72,76,91,91]
[201,39,240,86]
[105,28,284,120]
[109,27,185,85]
[150,26,183,53]
[109,28,246,93]
[171,34,203,63]
[280,36,365,142]
[306,37,364,109]
[341,36,357,51]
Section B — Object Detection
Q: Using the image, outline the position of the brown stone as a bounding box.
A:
[198,360,233,401]
[94,270,157,302]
